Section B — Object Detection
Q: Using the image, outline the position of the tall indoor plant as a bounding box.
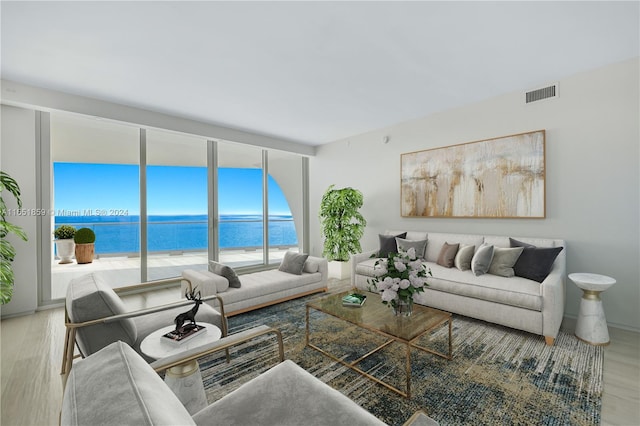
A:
[0,171,28,304]
[319,185,366,278]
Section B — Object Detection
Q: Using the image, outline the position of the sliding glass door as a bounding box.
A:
[146,130,208,281]
[50,114,140,298]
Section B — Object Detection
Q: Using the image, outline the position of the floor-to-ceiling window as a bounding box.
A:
[44,113,307,303]
[50,114,140,299]
[267,151,303,264]
[146,129,209,281]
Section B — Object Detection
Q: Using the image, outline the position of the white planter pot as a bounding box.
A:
[328,259,351,280]
[55,239,75,264]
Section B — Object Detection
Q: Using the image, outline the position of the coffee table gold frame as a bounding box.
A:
[306,291,452,398]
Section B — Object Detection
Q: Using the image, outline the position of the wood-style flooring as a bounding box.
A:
[1,284,638,426]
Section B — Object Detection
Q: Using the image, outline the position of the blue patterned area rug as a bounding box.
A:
[199,291,603,426]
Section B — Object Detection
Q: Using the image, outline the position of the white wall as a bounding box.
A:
[1,105,38,316]
[309,58,640,331]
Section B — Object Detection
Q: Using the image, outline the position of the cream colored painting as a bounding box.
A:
[401,130,545,218]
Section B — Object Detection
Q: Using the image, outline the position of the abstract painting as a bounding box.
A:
[401,130,545,218]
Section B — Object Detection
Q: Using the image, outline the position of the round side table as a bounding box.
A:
[141,322,222,414]
[569,273,616,346]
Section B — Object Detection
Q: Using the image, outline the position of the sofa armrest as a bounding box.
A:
[351,249,379,287]
[305,255,328,285]
[540,249,566,340]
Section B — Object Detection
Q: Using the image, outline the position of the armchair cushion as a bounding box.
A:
[66,273,137,356]
[193,360,386,426]
[61,341,194,426]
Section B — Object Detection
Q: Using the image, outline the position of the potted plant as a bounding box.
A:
[0,171,28,304]
[74,227,96,264]
[319,185,367,279]
[53,225,76,264]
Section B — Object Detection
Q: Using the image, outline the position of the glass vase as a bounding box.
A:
[392,297,413,317]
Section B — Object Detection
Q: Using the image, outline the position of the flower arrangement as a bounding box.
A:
[368,247,431,315]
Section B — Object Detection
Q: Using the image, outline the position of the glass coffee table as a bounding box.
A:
[306,291,452,398]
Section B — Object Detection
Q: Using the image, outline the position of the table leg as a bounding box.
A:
[164,360,208,415]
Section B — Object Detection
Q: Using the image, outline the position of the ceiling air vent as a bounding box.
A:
[525,83,558,104]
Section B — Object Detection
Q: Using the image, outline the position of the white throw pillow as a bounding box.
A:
[454,245,475,271]
[471,244,494,276]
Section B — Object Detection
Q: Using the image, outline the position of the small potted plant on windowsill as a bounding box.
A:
[319,185,367,279]
[74,227,96,264]
[53,225,76,264]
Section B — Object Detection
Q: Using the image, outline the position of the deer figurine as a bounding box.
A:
[174,290,203,332]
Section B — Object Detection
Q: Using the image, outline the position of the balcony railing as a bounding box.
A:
[53,216,298,258]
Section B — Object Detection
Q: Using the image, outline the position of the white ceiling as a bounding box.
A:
[2,1,639,146]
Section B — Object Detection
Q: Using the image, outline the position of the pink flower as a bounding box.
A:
[399,279,411,289]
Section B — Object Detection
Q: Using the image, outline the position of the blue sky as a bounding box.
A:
[53,163,292,216]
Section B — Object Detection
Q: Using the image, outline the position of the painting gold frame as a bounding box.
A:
[401,130,546,218]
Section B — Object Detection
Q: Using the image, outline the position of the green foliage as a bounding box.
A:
[54,225,76,240]
[319,185,367,262]
[74,227,96,244]
[0,171,28,304]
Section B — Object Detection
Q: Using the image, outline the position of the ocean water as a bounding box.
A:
[55,214,298,254]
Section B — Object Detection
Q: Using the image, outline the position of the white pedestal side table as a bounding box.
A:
[569,273,616,346]
[141,323,222,414]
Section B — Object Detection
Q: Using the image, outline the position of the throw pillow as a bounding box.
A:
[454,244,475,271]
[471,244,494,276]
[436,242,459,268]
[209,260,242,288]
[278,251,310,275]
[395,237,428,259]
[488,247,524,277]
[378,233,407,257]
[510,239,563,283]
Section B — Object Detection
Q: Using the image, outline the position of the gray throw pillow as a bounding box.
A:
[278,251,310,275]
[209,260,241,288]
[510,238,563,283]
[488,247,524,277]
[395,237,428,259]
[454,244,475,271]
[378,233,407,257]
[436,242,459,268]
[471,244,494,276]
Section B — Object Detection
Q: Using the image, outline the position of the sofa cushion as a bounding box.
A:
[378,233,406,257]
[396,237,428,259]
[454,244,475,271]
[510,238,563,282]
[61,342,195,426]
[193,360,386,426]
[209,261,241,288]
[216,269,322,306]
[66,273,137,357]
[425,263,543,311]
[424,233,484,263]
[278,251,309,275]
[436,242,459,268]
[471,244,494,276]
[488,247,524,277]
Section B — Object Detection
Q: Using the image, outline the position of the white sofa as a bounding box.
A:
[182,255,328,316]
[351,231,566,345]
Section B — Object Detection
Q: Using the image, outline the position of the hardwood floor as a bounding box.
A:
[1,286,638,426]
